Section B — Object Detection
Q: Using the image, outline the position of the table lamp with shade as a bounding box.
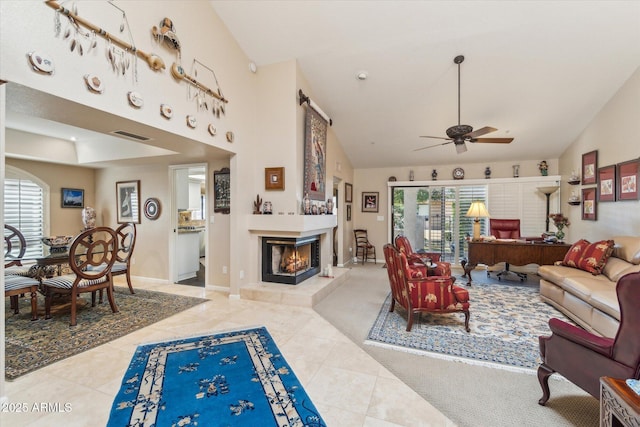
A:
[466,201,490,240]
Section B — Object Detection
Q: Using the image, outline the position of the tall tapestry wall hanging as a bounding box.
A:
[303,107,328,201]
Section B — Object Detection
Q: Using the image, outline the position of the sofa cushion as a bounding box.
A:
[561,275,612,301]
[575,240,615,275]
[589,286,620,321]
[611,236,640,265]
[562,239,590,268]
[603,257,640,282]
[538,264,592,284]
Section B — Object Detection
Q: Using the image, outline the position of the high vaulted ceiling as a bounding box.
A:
[211,0,640,169]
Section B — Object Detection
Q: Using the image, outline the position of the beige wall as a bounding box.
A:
[6,158,95,237]
[352,159,557,262]
[558,67,640,242]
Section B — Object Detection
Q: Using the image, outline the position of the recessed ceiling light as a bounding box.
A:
[356,71,368,81]
[70,136,77,141]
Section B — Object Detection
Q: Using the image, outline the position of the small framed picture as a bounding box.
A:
[362,191,379,213]
[597,165,616,202]
[616,158,639,201]
[346,204,352,221]
[214,168,230,214]
[61,188,84,208]
[116,180,141,223]
[582,150,598,185]
[345,182,353,203]
[265,167,285,191]
[581,187,597,221]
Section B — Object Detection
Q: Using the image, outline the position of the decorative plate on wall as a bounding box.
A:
[144,197,161,220]
[208,124,217,136]
[452,167,465,180]
[84,74,104,93]
[27,51,55,75]
[127,91,144,108]
[160,104,173,119]
[186,115,197,128]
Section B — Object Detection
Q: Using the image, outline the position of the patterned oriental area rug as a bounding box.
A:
[107,327,326,427]
[366,282,573,372]
[4,287,207,380]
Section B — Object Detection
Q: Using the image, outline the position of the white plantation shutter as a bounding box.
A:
[4,176,45,258]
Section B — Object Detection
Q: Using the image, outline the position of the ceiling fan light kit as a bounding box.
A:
[416,55,514,154]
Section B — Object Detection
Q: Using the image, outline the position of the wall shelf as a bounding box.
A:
[568,180,581,185]
[568,201,581,206]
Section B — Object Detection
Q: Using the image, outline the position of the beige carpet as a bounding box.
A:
[314,263,599,427]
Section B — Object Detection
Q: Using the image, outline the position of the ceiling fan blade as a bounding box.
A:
[413,141,453,151]
[471,137,514,144]
[419,135,451,141]
[465,126,497,138]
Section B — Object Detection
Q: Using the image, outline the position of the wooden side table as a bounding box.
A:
[600,377,640,427]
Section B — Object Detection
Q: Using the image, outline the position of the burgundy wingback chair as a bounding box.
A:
[537,271,640,405]
[394,235,452,278]
[383,243,470,332]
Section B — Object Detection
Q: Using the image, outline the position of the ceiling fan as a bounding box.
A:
[415,55,513,154]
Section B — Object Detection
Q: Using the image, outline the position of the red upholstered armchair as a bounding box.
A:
[383,244,470,332]
[394,235,452,278]
[537,272,640,405]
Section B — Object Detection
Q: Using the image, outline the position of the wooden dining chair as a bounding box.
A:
[4,224,34,277]
[41,226,119,326]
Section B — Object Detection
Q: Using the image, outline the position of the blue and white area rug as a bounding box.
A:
[107,327,326,427]
[366,283,572,373]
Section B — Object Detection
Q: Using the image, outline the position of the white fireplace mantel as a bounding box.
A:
[247,214,337,237]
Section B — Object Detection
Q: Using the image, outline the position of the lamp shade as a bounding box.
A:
[537,186,559,195]
[466,201,490,218]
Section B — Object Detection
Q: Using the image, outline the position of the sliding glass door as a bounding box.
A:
[392,185,487,265]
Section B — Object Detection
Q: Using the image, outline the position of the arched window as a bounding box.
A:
[4,166,49,257]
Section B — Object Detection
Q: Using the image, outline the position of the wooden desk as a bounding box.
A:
[462,241,571,285]
[600,377,640,427]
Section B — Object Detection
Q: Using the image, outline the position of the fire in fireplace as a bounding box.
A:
[262,235,320,284]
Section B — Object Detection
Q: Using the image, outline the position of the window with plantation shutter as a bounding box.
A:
[4,168,47,258]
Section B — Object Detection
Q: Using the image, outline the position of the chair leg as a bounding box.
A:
[105,283,119,314]
[29,287,38,321]
[70,291,78,326]
[10,295,19,314]
[537,363,554,405]
[389,298,396,312]
[44,289,53,320]
[126,272,135,294]
[91,291,97,307]
[463,310,470,332]
[406,312,414,332]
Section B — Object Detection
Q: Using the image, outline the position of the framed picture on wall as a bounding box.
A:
[362,191,379,213]
[345,183,353,203]
[346,204,352,221]
[116,180,141,224]
[581,187,597,221]
[61,188,84,208]
[597,165,616,202]
[265,167,285,191]
[616,158,639,201]
[214,167,231,214]
[582,150,598,185]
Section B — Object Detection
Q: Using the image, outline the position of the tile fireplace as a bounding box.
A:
[261,235,320,285]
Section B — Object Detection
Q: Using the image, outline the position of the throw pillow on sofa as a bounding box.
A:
[576,240,615,275]
[563,239,590,268]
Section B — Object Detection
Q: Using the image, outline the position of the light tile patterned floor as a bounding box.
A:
[1,275,455,427]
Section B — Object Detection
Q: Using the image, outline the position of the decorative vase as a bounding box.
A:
[556,228,565,242]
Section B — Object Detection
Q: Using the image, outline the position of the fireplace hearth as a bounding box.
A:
[262,235,320,284]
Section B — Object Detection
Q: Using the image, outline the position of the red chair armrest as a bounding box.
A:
[451,285,470,303]
[548,317,613,357]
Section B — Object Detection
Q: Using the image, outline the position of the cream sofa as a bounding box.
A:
[538,236,640,338]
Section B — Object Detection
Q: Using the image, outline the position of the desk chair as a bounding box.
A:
[487,219,528,281]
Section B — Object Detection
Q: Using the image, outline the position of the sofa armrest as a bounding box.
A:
[548,317,614,357]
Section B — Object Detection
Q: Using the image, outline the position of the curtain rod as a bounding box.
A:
[298,89,332,126]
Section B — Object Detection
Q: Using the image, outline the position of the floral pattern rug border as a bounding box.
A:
[107,326,326,427]
[4,286,208,380]
[366,282,573,372]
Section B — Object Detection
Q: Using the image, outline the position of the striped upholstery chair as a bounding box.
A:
[394,235,453,279]
[5,274,40,321]
[41,227,119,326]
[97,223,136,303]
[383,243,470,332]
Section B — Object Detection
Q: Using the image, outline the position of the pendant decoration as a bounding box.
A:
[46,0,165,73]
[171,59,229,117]
[151,18,181,52]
